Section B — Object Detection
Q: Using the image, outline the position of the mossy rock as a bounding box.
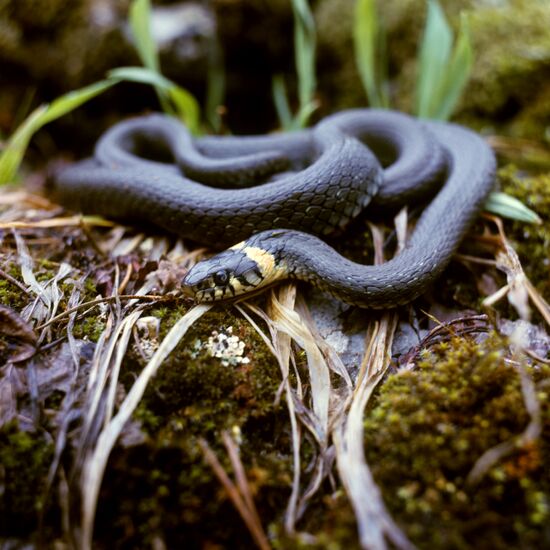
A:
[89,305,296,547]
[364,333,550,548]
[130,305,284,438]
[0,423,56,539]
[499,166,550,301]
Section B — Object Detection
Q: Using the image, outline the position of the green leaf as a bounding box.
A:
[416,0,452,118]
[128,0,175,115]
[0,105,47,185]
[432,12,473,120]
[291,0,317,128]
[0,80,117,185]
[107,67,200,134]
[129,0,158,72]
[484,191,542,224]
[41,80,117,126]
[108,66,173,89]
[416,1,473,120]
[272,74,293,131]
[354,0,389,108]
[296,100,319,129]
[167,86,201,135]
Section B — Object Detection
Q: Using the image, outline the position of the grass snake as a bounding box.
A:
[50,109,496,308]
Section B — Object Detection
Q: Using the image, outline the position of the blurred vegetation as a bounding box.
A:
[0,0,199,185]
[273,0,318,130]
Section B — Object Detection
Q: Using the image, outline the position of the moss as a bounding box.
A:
[0,423,56,538]
[0,278,28,310]
[395,0,550,132]
[509,81,550,142]
[92,304,298,547]
[271,492,361,550]
[0,260,28,309]
[131,305,284,440]
[72,314,106,342]
[61,276,106,342]
[459,0,550,133]
[364,333,550,548]
[96,436,294,549]
[499,166,550,300]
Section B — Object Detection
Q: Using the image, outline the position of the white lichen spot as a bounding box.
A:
[205,326,251,367]
[190,338,203,359]
[231,425,243,446]
[136,316,160,340]
[133,316,161,360]
[136,338,159,361]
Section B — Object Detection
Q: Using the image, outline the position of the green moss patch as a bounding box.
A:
[364,333,550,548]
[500,166,550,300]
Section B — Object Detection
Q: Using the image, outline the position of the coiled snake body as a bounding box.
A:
[50,109,496,308]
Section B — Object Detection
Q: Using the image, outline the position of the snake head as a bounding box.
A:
[183,236,287,302]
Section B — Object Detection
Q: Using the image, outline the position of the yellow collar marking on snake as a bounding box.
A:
[241,245,276,275]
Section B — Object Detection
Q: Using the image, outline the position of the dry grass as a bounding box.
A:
[0,187,548,549]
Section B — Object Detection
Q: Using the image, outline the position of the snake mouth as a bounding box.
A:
[182,240,290,304]
[184,277,286,305]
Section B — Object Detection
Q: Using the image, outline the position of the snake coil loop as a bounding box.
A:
[51,109,496,308]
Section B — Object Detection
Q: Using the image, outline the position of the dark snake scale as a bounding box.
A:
[50,109,496,308]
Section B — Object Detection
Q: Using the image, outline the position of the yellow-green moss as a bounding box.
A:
[72,314,106,342]
[131,304,284,440]
[499,166,550,300]
[0,423,55,538]
[92,304,298,547]
[0,278,28,310]
[364,333,550,548]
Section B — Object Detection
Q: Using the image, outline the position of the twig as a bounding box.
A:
[199,437,271,550]
[35,293,175,331]
[467,364,541,486]
[0,267,32,295]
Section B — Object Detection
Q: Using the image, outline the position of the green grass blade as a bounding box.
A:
[41,80,117,126]
[167,86,201,135]
[354,0,389,108]
[296,100,319,129]
[129,0,158,72]
[291,0,316,128]
[484,191,542,224]
[433,12,473,120]
[109,66,174,89]
[416,0,452,118]
[128,0,174,115]
[0,80,116,185]
[272,74,293,131]
[108,67,200,134]
[0,105,47,184]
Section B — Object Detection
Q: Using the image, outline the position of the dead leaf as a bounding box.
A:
[0,364,26,426]
[146,259,187,293]
[0,305,37,343]
[0,305,37,363]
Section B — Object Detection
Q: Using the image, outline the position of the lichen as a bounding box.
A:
[363,332,550,548]
[131,305,284,439]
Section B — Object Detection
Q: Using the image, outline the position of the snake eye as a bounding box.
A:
[213,270,229,286]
